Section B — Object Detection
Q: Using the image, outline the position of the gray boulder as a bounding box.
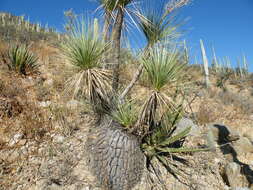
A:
[232,137,253,154]
[175,117,200,136]
[225,162,242,188]
[232,187,250,190]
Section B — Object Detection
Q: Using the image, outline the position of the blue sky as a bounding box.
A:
[0,0,252,72]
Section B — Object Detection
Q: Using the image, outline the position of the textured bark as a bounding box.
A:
[111,8,124,91]
[86,119,145,190]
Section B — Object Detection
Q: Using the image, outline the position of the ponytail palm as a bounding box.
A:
[61,18,112,112]
[120,0,189,101]
[138,45,186,128]
[139,43,208,180]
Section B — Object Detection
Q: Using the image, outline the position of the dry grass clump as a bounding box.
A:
[0,73,26,99]
[250,88,253,97]
[196,101,225,125]
[35,82,52,101]
[0,97,23,119]
[0,73,26,119]
[185,64,203,81]
[217,90,253,115]
[48,104,81,137]
[0,40,8,53]
[0,100,52,146]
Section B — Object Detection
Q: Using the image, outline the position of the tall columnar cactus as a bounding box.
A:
[236,58,243,78]
[45,23,49,32]
[212,46,218,72]
[1,16,5,26]
[20,15,24,23]
[200,39,210,88]
[36,23,40,32]
[225,56,231,72]
[184,39,189,64]
[242,54,248,75]
[26,16,30,30]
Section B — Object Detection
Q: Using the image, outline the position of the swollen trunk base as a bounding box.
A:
[86,119,145,190]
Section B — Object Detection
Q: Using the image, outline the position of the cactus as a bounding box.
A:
[242,54,248,75]
[200,39,210,88]
[211,46,218,72]
[183,39,189,64]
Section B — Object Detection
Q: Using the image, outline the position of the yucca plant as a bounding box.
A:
[1,44,39,75]
[134,43,210,179]
[61,18,112,113]
[138,3,181,48]
[99,0,136,90]
[138,45,186,128]
[119,0,187,101]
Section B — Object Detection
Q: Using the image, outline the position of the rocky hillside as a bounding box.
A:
[0,14,253,190]
[0,12,60,43]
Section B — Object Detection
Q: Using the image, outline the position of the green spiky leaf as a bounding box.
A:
[4,44,39,75]
[158,126,191,147]
[155,147,209,153]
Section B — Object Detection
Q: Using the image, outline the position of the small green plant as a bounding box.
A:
[1,44,39,75]
[111,99,138,129]
[216,70,233,91]
[141,106,208,178]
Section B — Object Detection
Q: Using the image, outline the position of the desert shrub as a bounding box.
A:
[0,75,26,99]
[216,70,233,91]
[250,88,253,96]
[1,44,39,75]
[49,105,78,136]
[136,45,208,176]
[20,103,51,140]
[35,84,52,101]
[217,91,253,115]
[196,102,223,125]
[0,98,23,119]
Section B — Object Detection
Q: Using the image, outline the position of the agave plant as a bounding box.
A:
[61,18,112,112]
[141,107,208,179]
[1,44,39,75]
